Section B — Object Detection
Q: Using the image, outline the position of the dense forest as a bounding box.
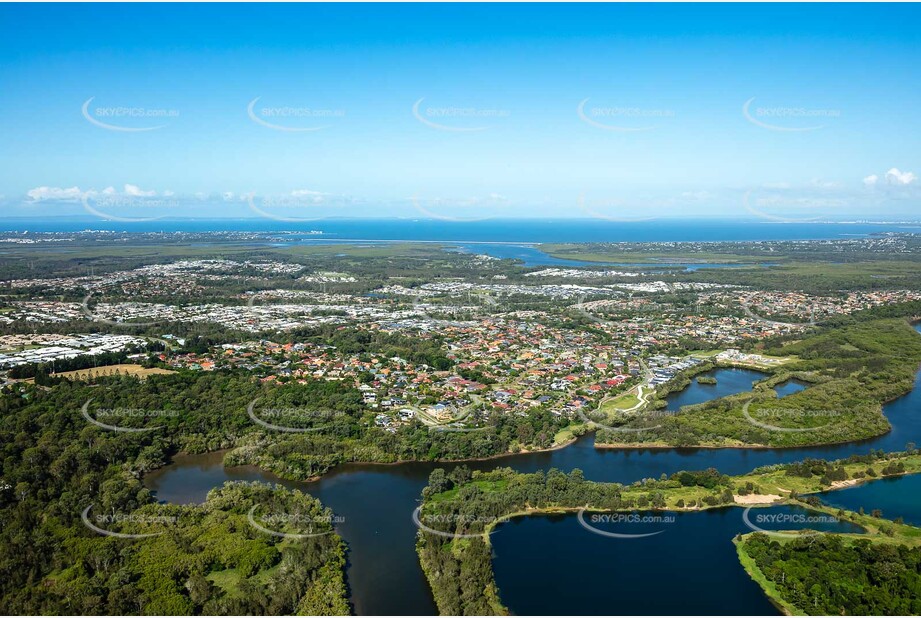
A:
[739,533,921,615]
[0,370,350,614]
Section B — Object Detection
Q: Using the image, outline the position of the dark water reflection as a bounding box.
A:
[663,367,767,412]
[774,378,808,398]
[491,505,861,615]
[819,474,921,527]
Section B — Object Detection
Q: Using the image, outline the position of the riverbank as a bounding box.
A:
[734,495,921,616]
[733,539,800,616]
[415,451,921,615]
[149,424,589,488]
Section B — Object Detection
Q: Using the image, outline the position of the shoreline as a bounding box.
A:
[733,539,799,617]
[419,460,921,616]
[152,417,896,487]
[150,334,921,486]
[150,433,586,487]
[591,427,892,451]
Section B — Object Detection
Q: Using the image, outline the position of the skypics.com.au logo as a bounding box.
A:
[81,504,178,539]
[742,508,841,538]
[81,193,181,223]
[246,399,345,433]
[742,400,842,434]
[82,97,179,132]
[81,399,179,433]
[742,97,840,132]
[247,505,343,539]
[412,98,510,132]
[247,97,345,132]
[577,510,675,539]
[577,98,674,132]
[412,508,505,539]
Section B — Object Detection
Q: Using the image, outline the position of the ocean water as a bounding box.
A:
[2,217,918,243]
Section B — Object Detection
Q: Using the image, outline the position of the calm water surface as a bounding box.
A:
[491,506,861,615]
[664,367,766,412]
[145,324,921,615]
[819,474,921,527]
[774,379,808,398]
[7,218,917,242]
[447,242,768,270]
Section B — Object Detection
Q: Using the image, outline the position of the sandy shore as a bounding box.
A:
[733,493,783,505]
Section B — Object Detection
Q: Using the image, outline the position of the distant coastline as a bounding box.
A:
[1,218,918,244]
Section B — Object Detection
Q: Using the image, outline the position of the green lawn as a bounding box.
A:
[599,394,640,411]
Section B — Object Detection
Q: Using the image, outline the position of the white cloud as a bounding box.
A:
[124,183,156,197]
[290,189,327,203]
[885,168,916,186]
[864,168,917,187]
[26,186,87,201]
[26,183,168,203]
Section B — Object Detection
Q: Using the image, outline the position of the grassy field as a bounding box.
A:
[552,423,587,446]
[598,393,640,411]
[687,349,723,358]
[715,355,798,371]
[207,564,281,598]
[40,364,176,381]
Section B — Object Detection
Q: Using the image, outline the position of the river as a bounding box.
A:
[144,324,921,615]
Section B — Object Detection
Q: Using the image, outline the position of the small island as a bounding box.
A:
[696,375,718,385]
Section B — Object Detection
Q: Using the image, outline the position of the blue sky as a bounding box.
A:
[0,2,919,221]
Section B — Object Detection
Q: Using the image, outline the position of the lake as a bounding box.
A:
[663,367,767,412]
[490,505,861,616]
[774,378,808,398]
[144,324,921,615]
